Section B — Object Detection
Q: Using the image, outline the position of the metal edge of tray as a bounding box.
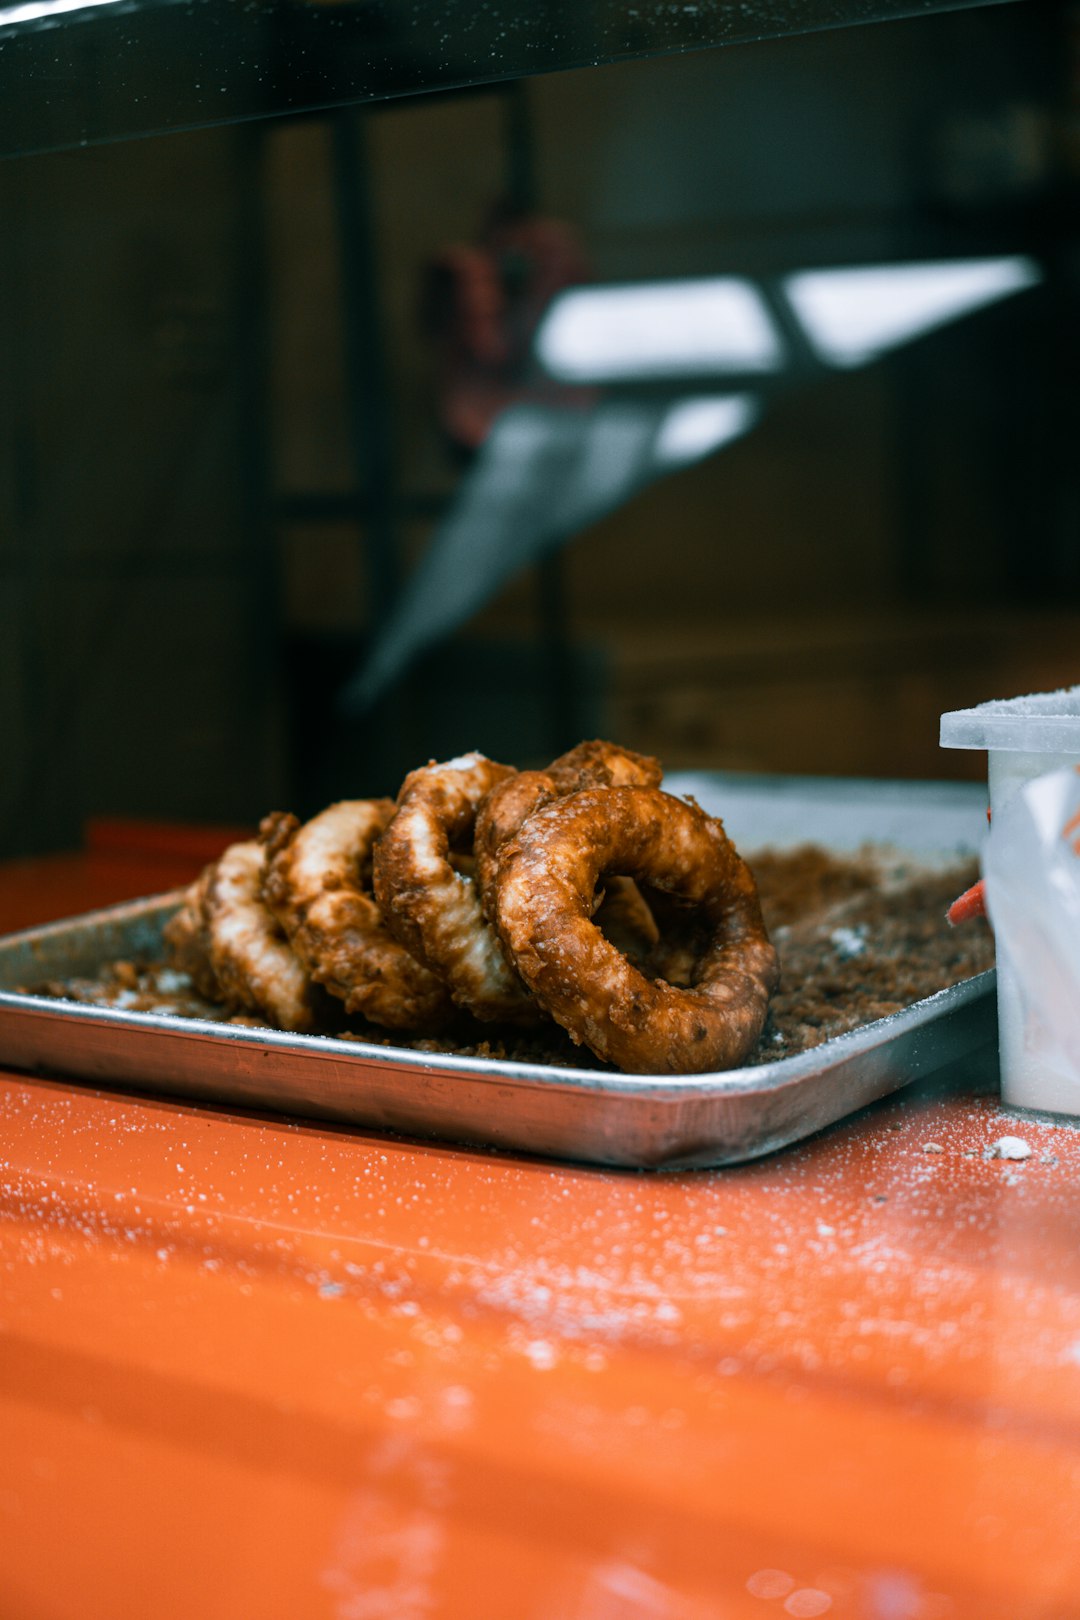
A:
[0,891,998,1170]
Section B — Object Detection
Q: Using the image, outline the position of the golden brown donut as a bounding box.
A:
[545,739,664,795]
[201,836,324,1032]
[474,739,662,910]
[492,786,779,1073]
[372,751,539,1024]
[262,800,454,1031]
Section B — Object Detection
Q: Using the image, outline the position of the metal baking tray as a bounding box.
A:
[0,775,997,1169]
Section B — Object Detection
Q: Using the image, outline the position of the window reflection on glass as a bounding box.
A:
[535,277,784,382]
[536,258,1041,384]
[0,0,119,26]
[785,256,1041,369]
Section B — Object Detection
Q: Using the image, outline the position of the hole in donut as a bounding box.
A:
[449,848,477,881]
[621,887,710,988]
[592,874,660,969]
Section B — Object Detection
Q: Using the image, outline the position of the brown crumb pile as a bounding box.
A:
[28,846,993,1070]
[747,847,994,1064]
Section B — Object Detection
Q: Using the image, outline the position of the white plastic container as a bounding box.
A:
[941,686,1080,1114]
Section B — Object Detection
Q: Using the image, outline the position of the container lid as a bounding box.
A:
[940,686,1080,752]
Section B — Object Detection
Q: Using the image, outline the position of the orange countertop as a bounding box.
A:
[2,852,1079,1620]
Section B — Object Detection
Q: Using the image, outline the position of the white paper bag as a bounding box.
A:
[982,765,1080,1109]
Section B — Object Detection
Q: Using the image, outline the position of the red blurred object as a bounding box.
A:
[946,877,987,925]
[947,806,990,926]
[84,817,251,864]
[0,821,246,935]
[421,203,594,452]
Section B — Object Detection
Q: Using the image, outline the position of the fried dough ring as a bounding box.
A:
[202,836,323,1032]
[493,786,779,1073]
[372,751,539,1024]
[474,739,662,968]
[262,800,454,1031]
[474,739,662,905]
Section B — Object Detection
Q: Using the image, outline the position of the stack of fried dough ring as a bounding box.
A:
[164,740,780,1073]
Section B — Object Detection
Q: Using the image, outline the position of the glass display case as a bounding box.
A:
[6,8,1080,1620]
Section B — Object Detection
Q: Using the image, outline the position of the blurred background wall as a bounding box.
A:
[1,0,1076,853]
